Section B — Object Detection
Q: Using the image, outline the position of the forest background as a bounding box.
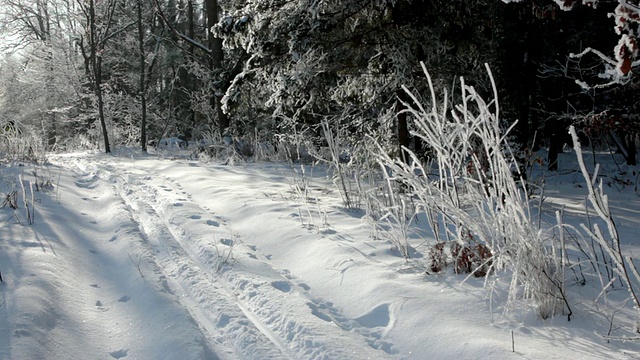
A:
[0,0,638,167]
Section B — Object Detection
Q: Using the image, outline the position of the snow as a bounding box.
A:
[1,149,640,359]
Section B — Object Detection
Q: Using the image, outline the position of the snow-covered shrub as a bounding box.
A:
[0,122,47,163]
[374,63,569,319]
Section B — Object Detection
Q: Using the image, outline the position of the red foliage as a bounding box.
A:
[620,56,632,75]
[450,242,493,277]
[582,111,638,137]
[429,242,446,273]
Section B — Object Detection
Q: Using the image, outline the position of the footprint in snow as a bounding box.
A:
[271,281,292,293]
[109,349,128,359]
[90,284,100,288]
[217,314,231,327]
[307,302,333,323]
[190,214,202,220]
[95,300,108,311]
[13,329,31,337]
[118,295,130,303]
[206,220,219,227]
[298,282,310,291]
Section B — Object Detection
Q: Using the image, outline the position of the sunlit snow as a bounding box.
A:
[0,149,639,359]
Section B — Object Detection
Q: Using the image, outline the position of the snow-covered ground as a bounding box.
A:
[1,149,640,359]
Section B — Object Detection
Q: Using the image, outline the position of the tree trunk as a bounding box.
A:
[138,0,147,152]
[37,0,57,149]
[628,136,637,166]
[89,0,110,153]
[547,132,562,171]
[623,133,637,166]
[205,0,229,133]
[96,57,110,153]
[396,93,410,164]
[187,0,195,56]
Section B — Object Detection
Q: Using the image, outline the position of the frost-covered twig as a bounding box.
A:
[570,125,640,313]
[321,119,353,209]
[19,175,33,225]
[128,253,144,278]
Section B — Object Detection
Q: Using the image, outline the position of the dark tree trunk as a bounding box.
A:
[396,93,410,164]
[628,139,637,166]
[89,0,110,153]
[187,0,195,55]
[185,0,196,136]
[138,0,147,152]
[621,132,637,166]
[96,57,110,153]
[547,132,562,171]
[205,0,229,133]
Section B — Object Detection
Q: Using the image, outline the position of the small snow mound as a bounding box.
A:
[354,303,390,328]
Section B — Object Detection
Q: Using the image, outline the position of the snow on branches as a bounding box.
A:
[612,2,640,76]
[533,0,640,87]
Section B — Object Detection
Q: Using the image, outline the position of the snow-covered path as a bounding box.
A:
[1,151,639,359]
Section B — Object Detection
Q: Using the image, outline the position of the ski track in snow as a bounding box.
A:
[56,154,392,359]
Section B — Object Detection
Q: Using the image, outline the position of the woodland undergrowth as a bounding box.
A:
[281,63,640,336]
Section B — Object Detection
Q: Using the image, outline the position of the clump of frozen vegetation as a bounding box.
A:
[0,121,48,164]
[373,63,569,319]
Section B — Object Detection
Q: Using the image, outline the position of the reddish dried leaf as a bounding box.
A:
[620,56,632,75]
